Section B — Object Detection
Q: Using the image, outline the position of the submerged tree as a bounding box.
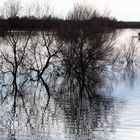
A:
[0,31,32,109]
[0,0,32,112]
[25,30,62,101]
[0,0,59,109]
[58,3,116,98]
[0,1,118,109]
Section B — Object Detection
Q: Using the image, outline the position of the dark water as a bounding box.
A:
[0,29,140,140]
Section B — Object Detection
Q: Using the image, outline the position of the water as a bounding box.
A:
[110,29,140,140]
[0,29,140,140]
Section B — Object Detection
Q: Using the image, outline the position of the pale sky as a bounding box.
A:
[0,0,140,21]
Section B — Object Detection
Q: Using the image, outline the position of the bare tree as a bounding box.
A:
[1,0,21,18]
[0,0,33,113]
[124,38,138,66]
[0,30,32,109]
[67,3,98,20]
[25,30,62,101]
[58,4,116,99]
[24,2,53,19]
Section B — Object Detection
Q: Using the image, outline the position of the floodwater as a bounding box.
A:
[0,29,140,140]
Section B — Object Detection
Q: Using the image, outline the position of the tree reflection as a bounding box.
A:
[0,29,121,140]
[122,65,136,88]
[0,1,126,140]
[54,90,121,140]
[112,37,138,88]
[0,81,122,140]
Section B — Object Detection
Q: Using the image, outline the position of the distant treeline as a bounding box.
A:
[0,17,139,31]
[117,21,140,28]
[0,0,139,31]
[0,16,117,31]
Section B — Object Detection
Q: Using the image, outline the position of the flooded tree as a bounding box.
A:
[0,1,32,112]
[26,30,62,101]
[0,1,128,140]
[0,0,58,110]
[58,3,116,99]
[0,31,32,110]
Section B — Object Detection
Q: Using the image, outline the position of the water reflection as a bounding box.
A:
[122,65,137,88]
[0,29,138,140]
[54,93,122,140]
[112,33,139,88]
[0,83,122,140]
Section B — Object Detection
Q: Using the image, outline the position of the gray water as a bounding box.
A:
[0,29,140,140]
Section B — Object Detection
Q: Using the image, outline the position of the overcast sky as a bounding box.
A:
[51,0,140,21]
[1,0,140,21]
